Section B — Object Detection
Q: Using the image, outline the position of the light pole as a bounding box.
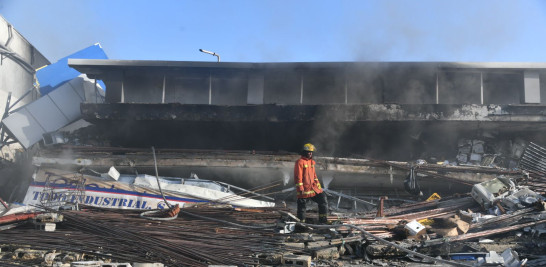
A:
[199,49,220,62]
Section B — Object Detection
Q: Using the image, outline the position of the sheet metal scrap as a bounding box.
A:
[319,184,545,264]
[519,142,546,194]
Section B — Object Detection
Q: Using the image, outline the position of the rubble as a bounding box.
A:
[1,110,545,266]
[0,170,544,266]
[3,14,546,267]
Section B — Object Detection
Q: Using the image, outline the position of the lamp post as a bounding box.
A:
[199,49,220,62]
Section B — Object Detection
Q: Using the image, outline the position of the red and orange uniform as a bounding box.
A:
[294,157,323,198]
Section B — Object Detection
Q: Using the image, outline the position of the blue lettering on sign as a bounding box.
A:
[134,200,150,209]
[28,189,159,210]
[94,197,103,205]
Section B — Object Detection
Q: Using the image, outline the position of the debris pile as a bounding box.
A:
[0,207,288,266]
[1,173,545,266]
[1,139,545,266]
[273,175,545,266]
[455,138,526,169]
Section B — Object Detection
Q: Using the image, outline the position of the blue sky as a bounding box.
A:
[2,0,546,63]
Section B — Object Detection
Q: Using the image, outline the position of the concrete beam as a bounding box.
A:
[33,148,521,188]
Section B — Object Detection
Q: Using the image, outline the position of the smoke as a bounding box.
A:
[281,169,291,186]
[438,71,481,104]
[342,0,538,61]
[310,106,350,156]
[382,65,436,104]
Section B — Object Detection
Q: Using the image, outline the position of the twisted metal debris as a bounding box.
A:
[0,207,295,266]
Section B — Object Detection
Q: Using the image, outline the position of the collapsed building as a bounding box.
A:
[1,15,546,267]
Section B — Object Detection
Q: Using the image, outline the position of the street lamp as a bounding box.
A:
[199,49,220,62]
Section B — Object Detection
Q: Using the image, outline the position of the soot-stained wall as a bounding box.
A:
[99,64,541,106]
[165,69,209,104]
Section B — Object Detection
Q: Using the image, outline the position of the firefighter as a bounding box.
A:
[294,143,328,224]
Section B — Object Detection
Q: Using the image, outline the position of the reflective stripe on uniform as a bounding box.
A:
[297,190,315,195]
[296,183,303,186]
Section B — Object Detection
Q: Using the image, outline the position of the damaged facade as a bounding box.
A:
[1,16,546,267]
[43,59,545,197]
[68,59,546,160]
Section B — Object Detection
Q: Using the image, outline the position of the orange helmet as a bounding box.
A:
[302,143,316,152]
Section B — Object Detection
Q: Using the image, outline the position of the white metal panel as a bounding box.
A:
[524,71,541,104]
[2,108,45,148]
[67,76,86,100]
[1,74,102,149]
[25,95,69,133]
[48,81,85,122]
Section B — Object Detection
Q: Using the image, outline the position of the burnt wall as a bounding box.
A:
[99,65,542,106]
[383,66,437,104]
[165,69,209,104]
[483,72,523,104]
[80,103,546,161]
[263,70,301,104]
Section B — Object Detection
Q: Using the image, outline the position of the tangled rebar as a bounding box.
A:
[0,207,294,266]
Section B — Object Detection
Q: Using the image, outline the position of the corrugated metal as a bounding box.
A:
[519,142,546,193]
